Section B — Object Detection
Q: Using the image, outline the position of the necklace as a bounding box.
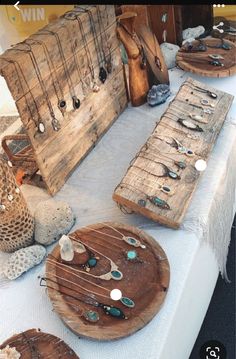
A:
[83,222,146,249]
[132,156,181,180]
[159,121,200,140]
[40,276,127,321]
[84,7,108,84]
[205,38,232,50]
[153,135,195,156]
[97,5,112,73]
[138,31,162,71]
[62,236,123,281]
[40,29,80,110]
[15,42,61,132]
[175,98,214,115]
[1,58,44,133]
[119,182,171,210]
[182,39,207,53]
[117,21,146,69]
[166,107,208,124]
[169,102,209,124]
[182,81,217,99]
[47,256,135,308]
[180,54,224,67]
[142,141,188,168]
[132,173,174,195]
[27,37,67,114]
[62,21,87,95]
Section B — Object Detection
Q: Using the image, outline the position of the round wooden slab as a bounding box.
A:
[176,38,236,77]
[0,329,79,358]
[45,222,170,341]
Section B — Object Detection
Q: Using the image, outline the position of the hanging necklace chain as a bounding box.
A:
[40,29,75,98]
[14,42,57,123]
[97,5,112,67]
[26,38,65,107]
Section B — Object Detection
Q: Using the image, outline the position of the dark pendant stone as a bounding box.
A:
[187,150,193,155]
[59,100,66,109]
[149,196,170,210]
[99,67,107,83]
[162,186,171,193]
[111,270,122,280]
[120,297,135,308]
[72,96,80,110]
[138,199,146,207]
[87,258,97,268]
[102,305,126,319]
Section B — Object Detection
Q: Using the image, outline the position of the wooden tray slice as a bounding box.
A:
[0,329,79,358]
[45,222,170,340]
[176,38,236,77]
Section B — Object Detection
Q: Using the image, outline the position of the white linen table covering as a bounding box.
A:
[0,68,236,359]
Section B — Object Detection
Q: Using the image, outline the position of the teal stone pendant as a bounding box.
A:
[111,270,123,280]
[123,236,146,249]
[126,250,137,261]
[87,257,97,268]
[168,170,180,180]
[101,304,126,319]
[84,310,99,322]
[120,297,135,308]
[148,196,170,210]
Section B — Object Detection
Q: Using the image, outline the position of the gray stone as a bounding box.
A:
[160,42,180,69]
[182,25,205,41]
[34,200,75,245]
[3,245,46,280]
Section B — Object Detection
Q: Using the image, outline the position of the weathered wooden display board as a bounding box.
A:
[45,222,170,340]
[0,5,128,195]
[177,38,236,77]
[113,78,234,228]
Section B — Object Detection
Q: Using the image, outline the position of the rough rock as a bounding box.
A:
[147,84,171,107]
[3,245,46,280]
[0,345,21,359]
[182,25,205,41]
[160,42,180,69]
[34,200,75,245]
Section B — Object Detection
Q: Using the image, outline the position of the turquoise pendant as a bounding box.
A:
[168,170,180,180]
[102,305,126,319]
[126,250,137,260]
[120,297,135,308]
[123,236,146,249]
[87,258,97,268]
[111,270,123,280]
[148,196,170,210]
[84,310,99,322]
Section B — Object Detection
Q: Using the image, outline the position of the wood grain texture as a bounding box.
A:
[113,77,234,228]
[45,222,170,340]
[0,5,128,195]
[0,329,79,358]
[177,38,236,78]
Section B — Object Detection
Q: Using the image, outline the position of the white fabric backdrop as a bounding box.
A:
[0,68,236,359]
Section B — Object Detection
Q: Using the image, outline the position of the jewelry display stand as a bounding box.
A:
[0,158,34,252]
[0,5,128,195]
[0,329,79,358]
[113,77,234,228]
[45,222,170,340]
[177,38,236,77]
[116,12,149,107]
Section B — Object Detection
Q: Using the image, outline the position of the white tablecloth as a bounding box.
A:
[1,68,236,359]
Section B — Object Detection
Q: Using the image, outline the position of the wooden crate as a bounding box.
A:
[113,77,234,229]
[0,5,128,195]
